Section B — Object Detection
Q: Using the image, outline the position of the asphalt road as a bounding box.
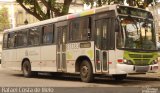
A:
[0,65,160,93]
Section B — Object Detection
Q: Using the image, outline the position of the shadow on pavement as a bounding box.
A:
[10,72,160,86]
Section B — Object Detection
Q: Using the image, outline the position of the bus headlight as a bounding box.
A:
[123,59,133,65]
[151,59,158,64]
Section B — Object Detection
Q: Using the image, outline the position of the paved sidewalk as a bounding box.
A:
[0,64,6,71]
[146,72,160,78]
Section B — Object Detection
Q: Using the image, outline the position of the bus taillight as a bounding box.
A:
[117,59,123,63]
[108,62,112,64]
[96,60,100,63]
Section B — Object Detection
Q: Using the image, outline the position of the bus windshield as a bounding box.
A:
[117,16,157,51]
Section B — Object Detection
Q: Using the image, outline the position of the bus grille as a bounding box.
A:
[129,54,152,66]
[133,59,150,66]
[129,54,153,58]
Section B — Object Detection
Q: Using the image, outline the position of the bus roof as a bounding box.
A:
[4,4,151,33]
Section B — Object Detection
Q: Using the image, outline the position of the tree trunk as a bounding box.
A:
[54,0,72,17]
[97,0,102,7]
[61,0,72,16]
[127,0,135,6]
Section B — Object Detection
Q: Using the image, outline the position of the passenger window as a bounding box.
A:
[42,24,54,44]
[3,33,8,49]
[17,30,27,47]
[70,17,90,41]
[95,19,110,50]
[28,27,40,46]
[8,32,16,48]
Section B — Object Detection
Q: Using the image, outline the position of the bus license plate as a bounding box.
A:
[135,66,149,72]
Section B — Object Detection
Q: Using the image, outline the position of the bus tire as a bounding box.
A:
[80,60,93,83]
[22,60,33,78]
[113,74,127,81]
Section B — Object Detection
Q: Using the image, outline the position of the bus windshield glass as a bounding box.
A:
[117,16,157,51]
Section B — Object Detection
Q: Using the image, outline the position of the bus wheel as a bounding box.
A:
[22,60,33,77]
[113,74,127,81]
[80,60,93,83]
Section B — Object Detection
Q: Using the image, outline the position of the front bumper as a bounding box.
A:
[116,64,159,74]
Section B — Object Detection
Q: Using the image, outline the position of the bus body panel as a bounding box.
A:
[40,45,57,72]
[19,47,41,71]
[117,63,159,73]
[2,49,19,70]
[66,42,95,73]
[108,50,117,74]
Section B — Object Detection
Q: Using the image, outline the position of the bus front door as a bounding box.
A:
[56,21,67,72]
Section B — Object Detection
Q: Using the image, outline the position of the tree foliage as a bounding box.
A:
[84,0,158,9]
[0,7,10,32]
[126,0,158,8]
[16,0,72,20]
[16,0,158,21]
[82,0,123,7]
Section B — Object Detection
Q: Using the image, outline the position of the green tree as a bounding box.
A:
[126,0,158,9]
[82,0,124,7]
[0,7,10,32]
[84,0,158,9]
[16,0,72,21]
[16,0,158,21]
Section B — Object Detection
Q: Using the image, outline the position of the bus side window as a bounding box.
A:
[7,32,16,48]
[3,33,8,49]
[17,30,27,47]
[69,17,90,41]
[95,18,115,50]
[28,27,40,46]
[42,24,54,44]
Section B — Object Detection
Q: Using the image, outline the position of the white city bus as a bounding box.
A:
[2,5,159,82]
